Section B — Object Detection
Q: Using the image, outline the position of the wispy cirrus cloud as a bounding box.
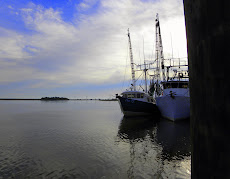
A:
[75,0,99,12]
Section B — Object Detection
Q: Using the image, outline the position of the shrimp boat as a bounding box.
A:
[152,14,190,121]
[155,80,190,121]
[116,29,159,117]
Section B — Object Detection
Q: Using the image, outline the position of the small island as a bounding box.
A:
[41,97,69,101]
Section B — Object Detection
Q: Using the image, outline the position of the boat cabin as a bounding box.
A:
[159,81,189,97]
[162,81,189,89]
[121,91,154,103]
[121,91,144,98]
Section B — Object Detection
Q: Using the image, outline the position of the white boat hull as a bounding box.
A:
[156,95,190,121]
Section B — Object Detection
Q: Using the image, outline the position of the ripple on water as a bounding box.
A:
[0,101,190,178]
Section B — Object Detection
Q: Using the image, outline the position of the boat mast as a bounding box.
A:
[144,61,148,93]
[143,37,148,93]
[155,16,159,84]
[127,29,136,91]
[155,14,165,82]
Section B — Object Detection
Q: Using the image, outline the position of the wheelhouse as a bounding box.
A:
[162,81,189,89]
[121,91,145,99]
[121,91,154,103]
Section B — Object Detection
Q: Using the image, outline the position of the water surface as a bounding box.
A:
[0,100,191,178]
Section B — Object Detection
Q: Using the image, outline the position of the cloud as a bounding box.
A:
[8,5,14,9]
[0,28,29,60]
[77,3,90,11]
[18,2,128,85]
[76,0,99,12]
[0,0,187,97]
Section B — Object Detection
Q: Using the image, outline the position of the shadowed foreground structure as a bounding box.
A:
[183,0,230,178]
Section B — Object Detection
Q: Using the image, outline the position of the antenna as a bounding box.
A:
[170,33,174,59]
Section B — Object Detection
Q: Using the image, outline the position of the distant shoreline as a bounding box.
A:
[0,98,117,101]
[0,99,41,100]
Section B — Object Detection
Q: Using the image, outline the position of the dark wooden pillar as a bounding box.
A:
[183,0,230,178]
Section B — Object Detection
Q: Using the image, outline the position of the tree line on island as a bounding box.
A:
[41,97,69,100]
[40,97,117,101]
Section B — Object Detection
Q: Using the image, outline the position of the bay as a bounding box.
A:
[0,100,191,178]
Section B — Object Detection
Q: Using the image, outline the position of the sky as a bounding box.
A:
[0,0,187,99]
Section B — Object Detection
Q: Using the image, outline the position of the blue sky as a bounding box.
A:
[0,0,187,98]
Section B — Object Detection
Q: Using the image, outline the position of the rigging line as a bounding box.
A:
[139,48,142,65]
[146,71,152,85]
[121,39,130,91]
[151,43,154,62]
[140,71,145,83]
[135,72,143,82]
[143,36,145,61]
[147,71,151,78]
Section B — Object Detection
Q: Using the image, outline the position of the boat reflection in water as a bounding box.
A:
[116,116,191,178]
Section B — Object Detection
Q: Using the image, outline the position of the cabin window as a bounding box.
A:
[140,94,144,98]
[172,83,179,88]
[178,83,188,88]
[137,94,141,98]
[127,94,135,98]
[163,83,171,89]
[163,82,188,88]
[123,94,127,98]
[182,84,188,88]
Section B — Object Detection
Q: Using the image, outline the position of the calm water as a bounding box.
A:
[0,100,191,178]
